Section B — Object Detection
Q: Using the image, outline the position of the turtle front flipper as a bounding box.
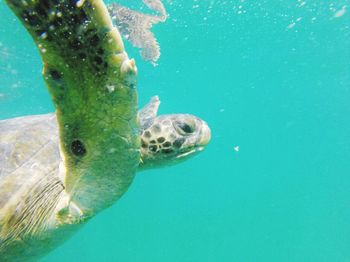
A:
[5,0,140,215]
[139,96,160,129]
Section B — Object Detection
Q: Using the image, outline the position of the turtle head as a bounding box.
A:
[139,101,211,169]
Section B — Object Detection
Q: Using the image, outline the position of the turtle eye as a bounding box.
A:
[174,121,195,135]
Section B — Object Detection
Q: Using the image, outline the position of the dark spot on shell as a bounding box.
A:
[22,11,40,27]
[94,56,103,65]
[52,17,63,27]
[157,137,165,143]
[90,35,100,47]
[34,5,47,17]
[62,30,71,39]
[150,140,156,144]
[144,131,151,138]
[79,10,88,22]
[70,40,81,50]
[163,141,171,148]
[152,124,161,133]
[79,53,87,59]
[97,48,104,55]
[162,148,173,154]
[66,0,78,9]
[173,138,185,148]
[149,145,157,152]
[39,0,50,10]
[50,70,62,80]
[71,139,86,157]
[141,139,148,148]
[70,14,80,25]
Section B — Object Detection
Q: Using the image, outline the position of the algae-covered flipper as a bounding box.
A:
[1,0,139,260]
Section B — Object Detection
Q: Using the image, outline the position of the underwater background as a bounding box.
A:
[1,0,350,261]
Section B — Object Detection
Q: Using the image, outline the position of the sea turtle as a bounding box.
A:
[1,95,211,173]
[0,0,210,261]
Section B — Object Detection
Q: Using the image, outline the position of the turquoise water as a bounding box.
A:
[1,0,350,261]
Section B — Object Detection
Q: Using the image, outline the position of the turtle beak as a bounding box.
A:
[197,120,211,148]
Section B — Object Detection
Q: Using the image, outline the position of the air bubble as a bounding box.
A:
[106,84,116,92]
[40,32,48,39]
[334,6,347,18]
[76,0,86,8]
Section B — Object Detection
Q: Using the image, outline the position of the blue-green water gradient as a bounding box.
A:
[1,0,350,261]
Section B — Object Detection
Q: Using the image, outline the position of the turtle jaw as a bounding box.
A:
[175,145,205,160]
[175,149,197,159]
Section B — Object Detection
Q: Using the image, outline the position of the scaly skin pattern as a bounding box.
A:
[1,0,139,261]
